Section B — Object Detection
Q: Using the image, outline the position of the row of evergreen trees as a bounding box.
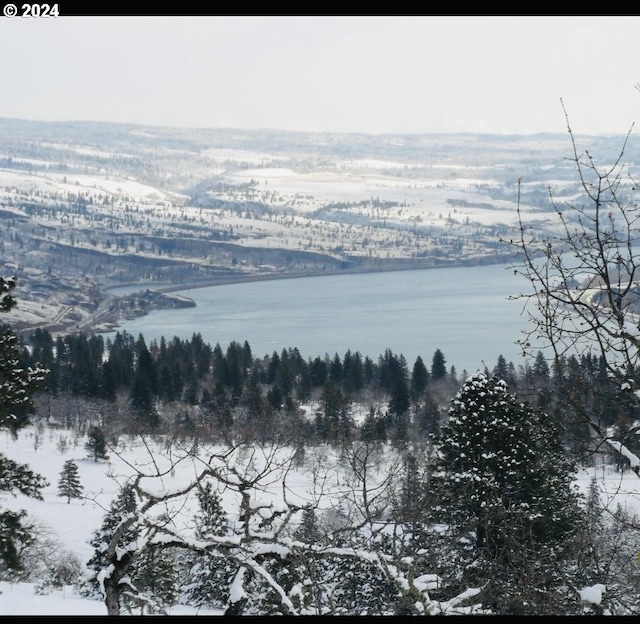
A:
[23,328,451,404]
[18,327,640,457]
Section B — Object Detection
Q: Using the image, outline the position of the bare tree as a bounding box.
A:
[502,97,640,472]
[86,435,484,616]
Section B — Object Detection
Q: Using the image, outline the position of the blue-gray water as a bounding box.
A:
[105,264,533,374]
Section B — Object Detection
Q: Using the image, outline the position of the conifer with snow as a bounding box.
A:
[84,426,109,462]
[180,481,233,610]
[57,459,83,503]
[83,483,140,609]
[0,276,49,574]
[84,482,180,614]
[429,372,584,614]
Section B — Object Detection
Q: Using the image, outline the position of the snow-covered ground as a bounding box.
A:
[1,420,639,615]
[0,581,222,616]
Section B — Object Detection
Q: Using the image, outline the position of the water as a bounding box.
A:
[104,264,533,374]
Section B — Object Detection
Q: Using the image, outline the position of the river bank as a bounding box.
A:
[108,255,518,297]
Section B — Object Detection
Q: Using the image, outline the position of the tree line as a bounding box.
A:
[15,326,638,463]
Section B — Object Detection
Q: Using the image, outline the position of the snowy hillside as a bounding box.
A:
[2,119,637,336]
[1,420,639,615]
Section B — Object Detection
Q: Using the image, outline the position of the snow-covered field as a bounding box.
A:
[0,137,549,336]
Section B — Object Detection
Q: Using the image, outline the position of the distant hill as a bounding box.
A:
[0,118,637,335]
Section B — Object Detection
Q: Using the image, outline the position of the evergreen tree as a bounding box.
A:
[296,363,312,403]
[329,352,343,383]
[128,334,159,429]
[416,389,440,435]
[84,425,109,462]
[85,483,178,614]
[309,356,328,387]
[131,538,179,614]
[0,276,49,575]
[410,355,429,400]
[129,368,159,429]
[429,372,584,614]
[181,481,233,610]
[181,362,199,406]
[57,459,83,503]
[100,359,117,402]
[87,485,137,600]
[430,348,447,380]
[105,331,135,389]
[342,349,364,394]
[316,382,354,445]
[224,341,246,403]
[388,369,410,421]
[492,354,509,381]
[294,505,322,544]
[394,452,423,523]
[85,484,149,611]
[306,532,398,615]
[359,406,387,443]
[211,380,233,429]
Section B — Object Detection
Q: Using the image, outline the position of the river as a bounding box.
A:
[105,263,535,375]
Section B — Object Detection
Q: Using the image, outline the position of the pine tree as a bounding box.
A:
[84,425,109,462]
[85,482,180,614]
[130,536,179,614]
[294,505,321,544]
[416,389,440,435]
[429,372,584,614]
[410,355,429,400]
[181,481,233,610]
[0,275,49,574]
[85,484,136,591]
[430,348,447,380]
[57,459,83,503]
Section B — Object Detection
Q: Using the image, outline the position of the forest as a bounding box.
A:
[0,318,638,615]
[13,327,628,458]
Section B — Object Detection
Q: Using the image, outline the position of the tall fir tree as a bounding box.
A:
[429,372,584,615]
[430,348,447,380]
[129,531,179,615]
[85,481,179,614]
[0,276,49,575]
[57,459,83,503]
[410,355,429,400]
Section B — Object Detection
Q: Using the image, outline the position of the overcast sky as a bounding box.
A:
[1,15,639,135]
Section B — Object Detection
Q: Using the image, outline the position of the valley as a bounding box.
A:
[0,118,637,337]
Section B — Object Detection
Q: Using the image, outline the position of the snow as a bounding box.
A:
[200,148,291,164]
[606,441,640,468]
[0,581,221,615]
[579,584,606,605]
[0,423,389,614]
[1,419,639,615]
[0,169,179,203]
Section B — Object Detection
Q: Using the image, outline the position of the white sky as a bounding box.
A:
[0,15,639,135]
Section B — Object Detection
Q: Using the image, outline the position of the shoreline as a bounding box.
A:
[108,257,516,297]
